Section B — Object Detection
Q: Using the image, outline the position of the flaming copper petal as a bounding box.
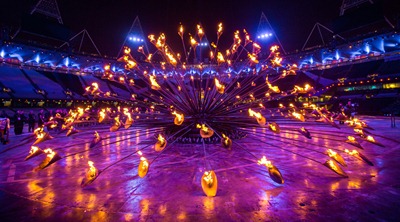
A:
[323,160,348,178]
[201,170,218,197]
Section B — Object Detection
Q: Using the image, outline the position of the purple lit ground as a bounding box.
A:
[1,117,400,221]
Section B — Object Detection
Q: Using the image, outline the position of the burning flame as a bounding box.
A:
[172,111,184,124]
[88,160,97,177]
[190,36,198,47]
[291,112,304,121]
[271,57,282,67]
[327,149,337,158]
[258,156,273,168]
[114,116,120,126]
[217,52,225,63]
[344,149,359,156]
[149,75,161,90]
[248,53,259,64]
[178,25,184,37]
[266,78,280,93]
[123,108,132,121]
[270,45,279,53]
[44,148,55,159]
[354,128,364,134]
[327,160,338,171]
[203,171,214,185]
[35,128,45,139]
[269,123,277,132]
[347,136,356,142]
[217,23,223,36]
[248,109,263,121]
[99,109,106,119]
[29,146,39,155]
[366,135,375,142]
[94,131,100,139]
[293,84,312,93]
[221,133,230,146]
[140,157,149,169]
[197,124,209,133]
[158,134,166,145]
[197,24,204,39]
[214,78,225,93]
[124,46,131,54]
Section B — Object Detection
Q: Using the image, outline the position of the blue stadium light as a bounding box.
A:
[365,43,370,54]
[65,57,69,67]
[257,33,273,39]
[335,50,340,60]
[129,36,144,42]
[310,57,314,64]
[199,42,208,47]
[0,50,4,58]
[35,55,40,63]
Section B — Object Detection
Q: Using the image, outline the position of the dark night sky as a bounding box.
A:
[60,0,342,56]
[2,0,399,56]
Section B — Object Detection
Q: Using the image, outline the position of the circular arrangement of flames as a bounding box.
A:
[24,24,381,197]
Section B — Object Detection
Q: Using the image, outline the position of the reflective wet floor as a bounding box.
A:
[1,117,400,221]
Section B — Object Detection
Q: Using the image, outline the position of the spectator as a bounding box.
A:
[38,110,45,127]
[338,103,345,124]
[344,101,355,120]
[14,110,25,135]
[28,110,36,132]
[0,113,10,144]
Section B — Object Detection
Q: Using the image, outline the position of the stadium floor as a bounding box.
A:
[0,116,399,221]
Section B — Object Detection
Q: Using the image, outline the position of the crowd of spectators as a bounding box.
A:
[0,109,71,142]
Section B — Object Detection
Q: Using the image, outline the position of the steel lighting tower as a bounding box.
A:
[257,12,286,54]
[31,0,63,24]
